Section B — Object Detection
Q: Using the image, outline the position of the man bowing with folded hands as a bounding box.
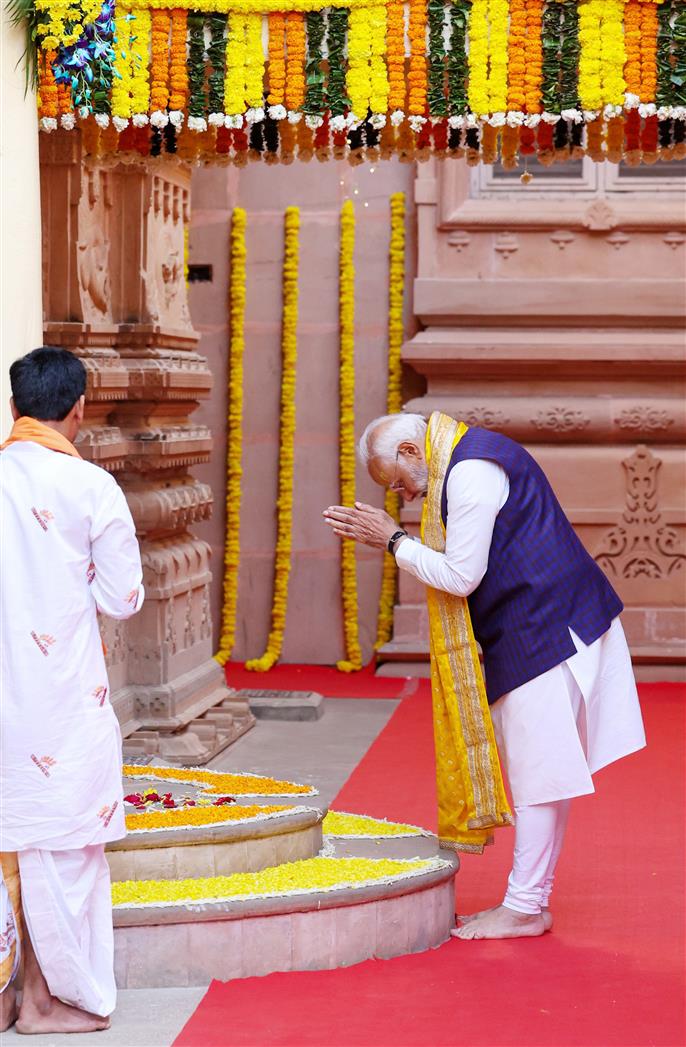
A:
[324,411,645,940]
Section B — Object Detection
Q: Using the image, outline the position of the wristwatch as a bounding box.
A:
[387,529,408,556]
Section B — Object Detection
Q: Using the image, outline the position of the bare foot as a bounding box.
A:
[0,985,19,1032]
[457,906,553,931]
[16,995,110,1035]
[451,905,546,940]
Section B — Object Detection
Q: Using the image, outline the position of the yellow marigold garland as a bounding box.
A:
[225,14,247,117]
[323,811,427,837]
[122,764,317,796]
[111,7,134,119]
[215,208,247,667]
[112,856,438,907]
[130,8,151,117]
[375,192,405,651]
[347,8,373,121]
[579,0,625,111]
[369,5,390,117]
[601,0,626,109]
[246,207,300,672]
[245,13,266,110]
[337,200,363,673]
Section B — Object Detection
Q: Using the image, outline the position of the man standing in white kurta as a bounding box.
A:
[323,411,646,940]
[0,347,144,1033]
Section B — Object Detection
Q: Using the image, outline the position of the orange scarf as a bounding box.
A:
[1,416,82,457]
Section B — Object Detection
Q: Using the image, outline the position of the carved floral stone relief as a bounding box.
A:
[595,446,685,580]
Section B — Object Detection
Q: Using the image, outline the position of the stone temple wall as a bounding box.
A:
[379,158,686,681]
[39,132,254,760]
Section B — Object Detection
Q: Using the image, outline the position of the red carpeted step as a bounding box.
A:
[175,683,685,1047]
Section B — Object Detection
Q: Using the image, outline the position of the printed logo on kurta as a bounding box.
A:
[92,684,108,706]
[31,507,54,532]
[97,801,119,828]
[31,754,56,777]
[125,588,138,607]
[86,561,96,585]
[31,632,55,656]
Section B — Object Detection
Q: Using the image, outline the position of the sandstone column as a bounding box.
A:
[40,131,254,761]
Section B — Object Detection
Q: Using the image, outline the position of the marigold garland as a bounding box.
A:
[408,0,428,117]
[29,0,686,166]
[246,207,300,672]
[122,764,318,797]
[125,804,294,832]
[323,811,428,837]
[347,8,373,121]
[150,9,171,116]
[215,208,247,667]
[168,8,189,116]
[386,0,406,115]
[375,192,405,651]
[111,856,443,908]
[337,200,363,673]
[285,13,306,112]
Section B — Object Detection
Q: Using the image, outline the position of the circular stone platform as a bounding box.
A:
[112,852,458,988]
[106,805,324,881]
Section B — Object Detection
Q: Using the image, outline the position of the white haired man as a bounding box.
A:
[323,411,645,940]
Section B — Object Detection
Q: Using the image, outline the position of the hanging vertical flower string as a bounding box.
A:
[427,0,448,119]
[303,11,327,121]
[208,14,228,124]
[215,208,247,668]
[285,13,306,117]
[337,200,363,673]
[407,0,428,124]
[447,0,470,119]
[375,192,405,651]
[187,13,207,129]
[387,0,406,121]
[246,208,300,672]
[168,8,189,125]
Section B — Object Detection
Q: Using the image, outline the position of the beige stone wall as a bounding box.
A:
[382,158,686,679]
[189,160,417,664]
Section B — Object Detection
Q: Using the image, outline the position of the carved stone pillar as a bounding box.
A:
[39,131,254,760]
[379,159,686,681]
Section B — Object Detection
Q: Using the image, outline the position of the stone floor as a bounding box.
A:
[208,696,400,808]
[3,697,399,1047]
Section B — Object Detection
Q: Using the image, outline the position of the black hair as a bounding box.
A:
[9,347,87,421]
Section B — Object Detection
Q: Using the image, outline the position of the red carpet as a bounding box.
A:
[175,683,685,1047]
[225,660,417,699]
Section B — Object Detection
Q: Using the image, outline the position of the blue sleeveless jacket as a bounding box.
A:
[441,428,623,704]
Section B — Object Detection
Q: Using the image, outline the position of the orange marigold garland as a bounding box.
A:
[524,0,544,115]
[507,0,528,111]
[150,9,171,119]
[387,0,406,118]
[38,49,59,130]
[268,13,287,114]
[285,13,306,115]
[169,8,189,124]
[407,0,428,127]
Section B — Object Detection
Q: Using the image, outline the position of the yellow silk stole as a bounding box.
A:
[422,411,513,853]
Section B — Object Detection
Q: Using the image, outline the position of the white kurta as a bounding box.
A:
[395,458,646,807]
[0,441,144,852]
